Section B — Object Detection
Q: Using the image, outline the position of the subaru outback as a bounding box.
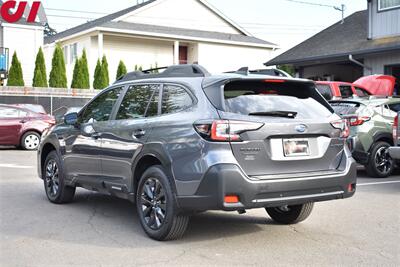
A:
[38,65,357,241]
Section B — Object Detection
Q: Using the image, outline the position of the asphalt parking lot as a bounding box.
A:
[0,148,399,267]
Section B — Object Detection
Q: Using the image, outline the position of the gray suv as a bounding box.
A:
[37,65,357,241]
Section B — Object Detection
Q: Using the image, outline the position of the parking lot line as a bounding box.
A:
[357,180,400,186]
[0,164,35,169]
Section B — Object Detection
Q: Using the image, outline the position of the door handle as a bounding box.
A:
[19,119,27,123]
[133,129,146,138]
[91,132,102,139]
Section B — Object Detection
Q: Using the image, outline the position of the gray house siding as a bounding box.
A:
[370,0,400,39]
[364,51,400,75]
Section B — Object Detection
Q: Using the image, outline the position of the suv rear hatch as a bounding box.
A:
[203,78,347,178]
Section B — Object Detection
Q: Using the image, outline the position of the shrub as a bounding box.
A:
[71,58,81,89]
[93,59,102,89]
[80,49,90,89]
[116,60,127,79]
[32,47,48,87]
[101,55,109,86]
[7,51,24,86]
[49,44,67,88]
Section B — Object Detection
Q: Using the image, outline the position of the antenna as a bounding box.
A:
[284,1,346,24]
[334,4,346,24]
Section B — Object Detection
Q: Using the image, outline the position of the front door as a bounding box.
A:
[99,84,160,192]
[179,46,188,65]
[63,87,124,184]
[0,107,27,145]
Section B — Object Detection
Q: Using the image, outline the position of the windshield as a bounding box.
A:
[220,80,333,119]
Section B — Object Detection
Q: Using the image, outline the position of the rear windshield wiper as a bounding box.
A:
[248,111,298,118]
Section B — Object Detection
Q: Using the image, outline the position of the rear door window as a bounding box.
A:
[316,84,333,100]
[0,107,28,118]
[116,84,160,120]
[339,85,353,98]
[222,80,332,119]
[161,85,193,114]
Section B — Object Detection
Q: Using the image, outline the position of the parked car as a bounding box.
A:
[0,104,55,150]
[330,98,400,177]
[11,104,47,115]
[226,67,292,78]
[353,75,397,96]
[388,112,400,159]
[38,64,356,241]
[316,81,371,100]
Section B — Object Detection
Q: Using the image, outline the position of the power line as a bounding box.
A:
[282,0,336,8]
[45,8,107,15]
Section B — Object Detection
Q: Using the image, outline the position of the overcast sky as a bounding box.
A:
[39,0,367,56]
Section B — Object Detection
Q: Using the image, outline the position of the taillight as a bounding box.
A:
[331,119,349,138]
[349,116,370,127]
[393,115,398,142]
[194,120,264,142]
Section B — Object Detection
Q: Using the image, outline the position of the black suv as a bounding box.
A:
[38,65,357,240]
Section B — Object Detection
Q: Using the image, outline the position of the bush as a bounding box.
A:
[49,44,67,88]
[71,58,81,89]
[7,51,24,86]
[32,47,48,87]
[93,59,102,89]
[101,55,109,86]
[80,49,90,89]
[116,60,127,79]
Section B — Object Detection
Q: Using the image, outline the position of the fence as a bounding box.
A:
[0,86,100,117]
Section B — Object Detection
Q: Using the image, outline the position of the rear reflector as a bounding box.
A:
[347,183,356,192]
[224,195,239,203]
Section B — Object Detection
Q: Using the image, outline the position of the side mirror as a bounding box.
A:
[64,112,78,125]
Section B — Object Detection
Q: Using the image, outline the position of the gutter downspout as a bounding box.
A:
[349,54,372,75]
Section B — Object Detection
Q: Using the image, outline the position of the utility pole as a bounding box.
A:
[334,4,346,24]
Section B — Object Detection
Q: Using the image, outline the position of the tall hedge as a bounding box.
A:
[7,51,24,86]
[49,44,67,88]
[80,49,90,89]
[71,58,81,89]
[101,55,109,86]
[116,60,127,79]
[93,59,105,89]
[32,47,48,87]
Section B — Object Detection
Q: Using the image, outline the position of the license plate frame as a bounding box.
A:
[283,138,310,157]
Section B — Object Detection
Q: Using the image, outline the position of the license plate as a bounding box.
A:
[283,139,310,157]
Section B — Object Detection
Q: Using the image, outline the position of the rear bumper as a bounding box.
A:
[177,158,357,211]
[347,136,369,165]
[388,146,400,159]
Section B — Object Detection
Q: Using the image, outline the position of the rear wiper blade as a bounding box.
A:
[248,111,298,118]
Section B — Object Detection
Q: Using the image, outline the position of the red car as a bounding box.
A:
[0,104,55,150]
[353,75,397,96]
[315,81,371,100]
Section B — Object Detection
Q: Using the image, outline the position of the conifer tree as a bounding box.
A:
[49,44,67,88]
[93,59,102,89]
[7,51,24,86]
[32,47,48,87]
[80,49,90,89]
[101,55,109,86]
[116,60,127,79]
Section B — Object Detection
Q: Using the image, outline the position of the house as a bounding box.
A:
[0,17,44,86]
[43,0,277,88]
[265,0,400,83]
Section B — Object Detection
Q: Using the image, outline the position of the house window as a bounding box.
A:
[69,43,78,63]
[63,46,68,64]
[378,0,400,11]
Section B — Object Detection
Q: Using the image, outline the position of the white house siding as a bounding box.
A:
[197,43,271,73]
[364,51,400,75]
[370,0,400,39]
[1,23,43,87]
[102,35,175,81]
[119,0,240,35]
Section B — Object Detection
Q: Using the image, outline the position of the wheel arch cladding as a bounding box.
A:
[372,132,393,148]
[133,155,165,193]
[41,143,57,174]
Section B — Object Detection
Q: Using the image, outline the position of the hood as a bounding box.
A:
[353,75,396,96]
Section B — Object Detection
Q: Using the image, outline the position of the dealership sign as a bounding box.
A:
[0,1,41,23]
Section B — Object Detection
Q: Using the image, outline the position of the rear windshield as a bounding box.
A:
[217,80,333,119]
[330,102,361,115]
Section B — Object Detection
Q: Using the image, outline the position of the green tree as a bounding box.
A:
[71,58,81,89]
[32,47,48,87]
[7,51,24,86]
[80,49,90,89]
[277,65,295,77]
[93,59,103,89]
[101,55,109,86]
[134,64,143,71]
[116,60,127,79]
[49,44,67,88]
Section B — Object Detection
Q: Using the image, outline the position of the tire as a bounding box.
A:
[21,131,41,150]
[136,165,189,241]
[365,141,393,178]
[43,151,75,204]
[266,203,314,224]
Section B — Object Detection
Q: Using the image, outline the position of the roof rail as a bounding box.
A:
[115,64,210,83]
